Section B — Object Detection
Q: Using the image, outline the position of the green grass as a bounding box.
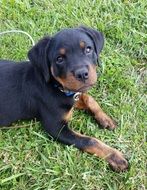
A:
[0,0,146,189]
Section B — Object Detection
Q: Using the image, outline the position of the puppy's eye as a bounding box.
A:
[85,46,92,54]
[56,56,64,64]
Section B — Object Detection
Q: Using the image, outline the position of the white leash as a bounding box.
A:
[0,30,35,46]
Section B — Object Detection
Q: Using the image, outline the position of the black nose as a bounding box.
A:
[74,68,89,81]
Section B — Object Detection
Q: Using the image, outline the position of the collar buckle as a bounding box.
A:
[73,92,82,101]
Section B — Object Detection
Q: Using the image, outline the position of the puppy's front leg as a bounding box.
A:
[41,112,128,171]
[75,93,117,130]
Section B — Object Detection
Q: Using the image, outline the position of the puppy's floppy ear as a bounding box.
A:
[28,36,51,82]
[79,26,104,55]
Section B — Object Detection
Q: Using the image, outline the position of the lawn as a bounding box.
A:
[0,0,146,189]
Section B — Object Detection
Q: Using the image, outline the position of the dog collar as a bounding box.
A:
[62,90,82,101]
[53,84,81,101]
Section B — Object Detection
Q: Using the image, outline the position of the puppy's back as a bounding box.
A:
[0,60,32,126]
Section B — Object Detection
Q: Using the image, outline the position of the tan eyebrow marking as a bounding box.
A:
[59,48,66,55]
[80,41,85,48]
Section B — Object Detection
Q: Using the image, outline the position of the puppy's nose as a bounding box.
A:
[74,68,89,81]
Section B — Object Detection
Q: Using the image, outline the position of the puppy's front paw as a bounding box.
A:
[95,113,117,130]
[106,151,128,172]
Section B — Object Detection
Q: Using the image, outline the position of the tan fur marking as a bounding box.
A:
[73,131,113,157]
[59,48,66,55]
[75,93,102,112]
[80,41,85,49]
[84,138,114,158]
[63,108,73,122]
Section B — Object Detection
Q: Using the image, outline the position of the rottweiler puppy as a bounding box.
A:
[0,26,128,171]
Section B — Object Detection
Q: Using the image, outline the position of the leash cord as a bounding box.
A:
[0,30,35,46]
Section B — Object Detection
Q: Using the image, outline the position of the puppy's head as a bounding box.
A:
[28,26,104,92]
